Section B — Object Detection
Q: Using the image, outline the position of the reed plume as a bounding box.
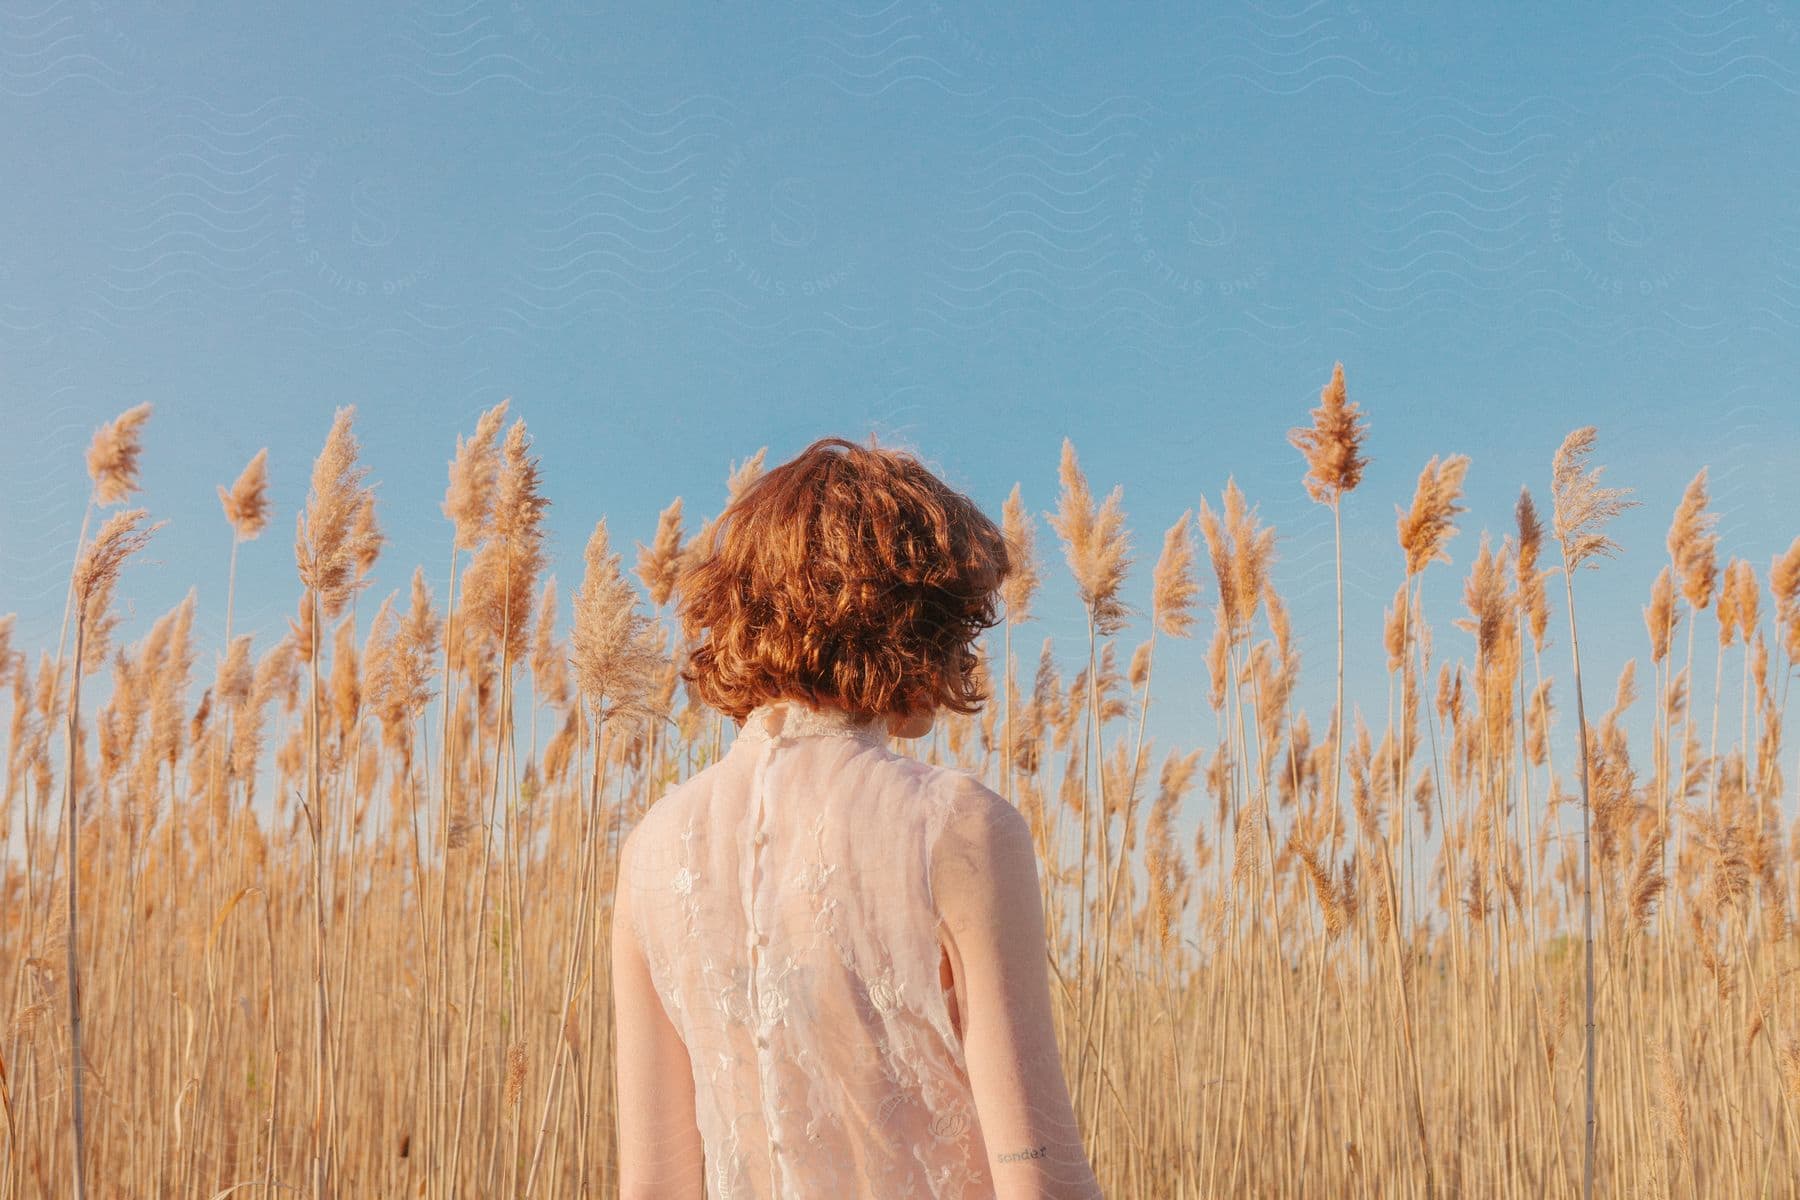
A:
[442,399,510,551]
[1667,469,1719,610]
[85,403,153,506]
[1728,558,1758,647]
[673,448,769,608]
[1198,479,1273,646]
[571,518,665,727]
[1773,536,1800,662]
[1151,510,1200,639]
[1001,483,1043,626]
[1645,566,1676,666]
[529,580,570,707]
[1552,428,1636,573]
[352,491,383,583]
[996,481,1046,807]
[397,567,440,697]
[74,510,163,640]
[295,407,380,622]
[725,446,768,500]
[634,497,686,608]
[0,612,16,691]
[1145,748,1201,950]
[462,419,549,665]
[1515,488,1552,651]
[1047,438,1132,636]
[1396,454,1471,577]
[1454,534,1512,665]
[1287,361,1370,504]
[1651,1040,1691,1172]
[504,1042,528,1112]
[218,448,271,541]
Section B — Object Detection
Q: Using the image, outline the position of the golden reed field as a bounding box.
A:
[2,370,1798,1199]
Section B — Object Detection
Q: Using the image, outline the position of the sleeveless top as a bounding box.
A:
[621,698,996,1199]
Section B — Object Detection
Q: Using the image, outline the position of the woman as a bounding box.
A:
[612,436,1103,1198]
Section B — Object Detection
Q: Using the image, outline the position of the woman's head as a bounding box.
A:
[677,435,1011,725]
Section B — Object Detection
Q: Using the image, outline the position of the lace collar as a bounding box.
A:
[735,698,888,747]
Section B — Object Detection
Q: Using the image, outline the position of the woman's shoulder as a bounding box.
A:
[922,770,1038,930]
[920,768,1032,869]
[619,756,732,871]
[920,762,1012,818]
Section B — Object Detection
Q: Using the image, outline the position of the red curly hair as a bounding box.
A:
[677,435,1011,725]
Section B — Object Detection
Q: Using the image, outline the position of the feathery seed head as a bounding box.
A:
[1645,565,1677,665]
[1287,361,1371,505]
[1395,454,1470,577]
[1514,487,1552,650]
[634,497,686,609]
[1000,483,1043,625]
[442,398,510,551]
[573,518,666,728]
[1730,558,1759,646]
[1151,509,1200,639]
[1550,427,1635,572]
[1667,468,1719,610]
[218,448,271,541]
[1718,557,1743,649]
[462,417,550,663]
[75,509,162,673]
[295,407,379,621]
[86,403,153,506]
[1045,438,1132,636]
[1199,479,1274,646]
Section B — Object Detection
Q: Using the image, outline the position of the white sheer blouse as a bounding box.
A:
[614,697,1096,1198]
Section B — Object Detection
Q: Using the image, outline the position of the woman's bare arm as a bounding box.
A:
[933,778,1105,1199]
[612,826,707,1199]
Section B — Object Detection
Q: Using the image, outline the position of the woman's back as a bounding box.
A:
[621,699,994,1197]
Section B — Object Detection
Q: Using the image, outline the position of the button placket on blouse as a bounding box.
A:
[746,749,769,991]
[746,741,779,1071]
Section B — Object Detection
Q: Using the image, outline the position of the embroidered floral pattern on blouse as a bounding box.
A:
[794,860,835,893]
[716,982,751,1025]
[929,1104,972,1141]
[846,953,901,1018]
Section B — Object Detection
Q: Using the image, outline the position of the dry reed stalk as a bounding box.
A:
[1551,425,1637,1200]
[294,407,380,1200]
[64,508,161,1200]
[1045,438,1132,1126]
[423,397,508,1194]
[212,447,272,942]
[1088,507,1198,1140]
[47,405,156,868]
[1288,363,1370,915]
[522,519,664,1194]
[1373,451,1475,1197]
[448,415,548,1197]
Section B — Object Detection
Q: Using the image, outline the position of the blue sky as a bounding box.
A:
[3,1,1798,872]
